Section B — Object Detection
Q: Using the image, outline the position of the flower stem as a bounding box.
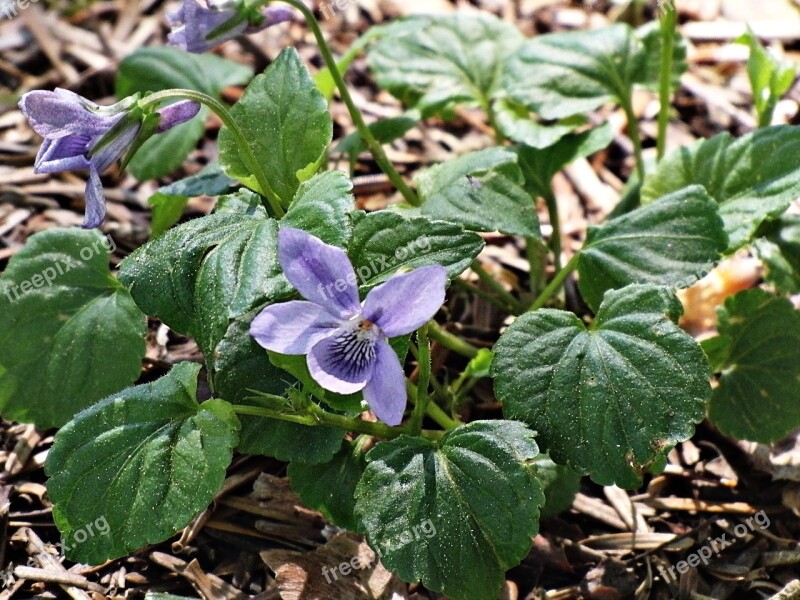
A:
[656,3,678,162]
[409,325,431,434]
[620,96,646,183]
[406,381,460,431]
[141,89,285,218]
[230,401,442,440]
[427,321,480,358]
[273,0,421,206]
[470,260,521,314]
[527,253,579,312]
[542,189,562,272]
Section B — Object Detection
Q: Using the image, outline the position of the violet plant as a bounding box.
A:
[2,2,800,599]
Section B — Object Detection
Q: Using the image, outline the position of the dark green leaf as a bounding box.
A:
[708,289,800,442]
[367,13,523,115]
[577,185,728,311]
[0,229,146,428]
[148,193,190,239]
[45,363,239,563]
[503,24,648,119]
[219,48,332,205]
[354,421,543,600]
[159,162,237,198]
[493,100,584,149]
[756,215,800,294]
[492,285,711,487]
[289,439,367,530]
[415,148,540,237]
[116,47,252,99]
[283,171,355,247]
[642,126,800,249]
[535,454,582,520]
[347,211,484,291]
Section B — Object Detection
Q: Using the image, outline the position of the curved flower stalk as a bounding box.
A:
[250,228,447,426]
[18,89,200,228]
[167,0,294,53]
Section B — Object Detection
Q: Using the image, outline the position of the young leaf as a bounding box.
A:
[414,148,541,237]
[289,439,368,531]
[45,363,240,564]
[492,285,710,488]
[367,13,523,115]
[642,126,800,250]
[283,170,356,247]
[354,421,544,600]
[0,229,145,428]
[503,24,649,120]
[219,48,332,205]
[736,30,796,128]
[577,185,728,311]
[517,123,614,199]
[708,289,800,443]
[347,211,484,290]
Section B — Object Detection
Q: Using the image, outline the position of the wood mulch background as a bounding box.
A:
[2,0,800,598]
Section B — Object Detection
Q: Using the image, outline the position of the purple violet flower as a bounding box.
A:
[250,228,447,426]
[167,0,294,53]
[19,89,200,228]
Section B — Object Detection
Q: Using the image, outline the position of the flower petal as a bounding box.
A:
[362,339,407,426]
[307,325,376,394]
[34,138,92,174]
[156,100,201,132]
[250,301,340,355]
[82,167,106,229]
[18,90,120,138]
[279,228,360,318]
[362,265,448,337]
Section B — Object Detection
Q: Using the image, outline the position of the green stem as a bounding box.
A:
[656,4,677,162]
[406,381,460,431]
[525,237,548,296]
[427,321,480,358]
[470,260,521,313]
[621,97,646,183]
[141,89,284,218]
[453,278,516,312]
[528,253,579,312]
[409,325,431,434]
[543,189,562,272]
[273,0,421,206]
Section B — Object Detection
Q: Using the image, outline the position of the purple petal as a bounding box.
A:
[156,100,201,132]
[250,301,340,355]
[362,339,407,426]
[250,4,294,31]
[307,325,376,394]
[279,228,360,319]
[82,167,106,229]
[166,0,244,53]
[18,89,121,138]
[362,265,448,337]
[34,137,92,173]
[89,122,140,173]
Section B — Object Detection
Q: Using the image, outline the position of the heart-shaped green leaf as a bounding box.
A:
[347,211,484,290]
[0,229,146,428]
[642,126,800,250]
[503,24,648,120]
[414,148,541,237]
[367,13,523,115]
[45,363,239,564]
[283,170,355,247]
[219,48,332,204]
[492,285,711,487]
[354,420,543,600]
[577,185,728,311]
[708,289,800,443]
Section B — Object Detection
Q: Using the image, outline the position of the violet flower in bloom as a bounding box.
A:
[167,0,294,53]
[250,228,447,426]
[19,89,200,228]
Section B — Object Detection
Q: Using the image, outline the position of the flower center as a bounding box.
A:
[324,318,380,380]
